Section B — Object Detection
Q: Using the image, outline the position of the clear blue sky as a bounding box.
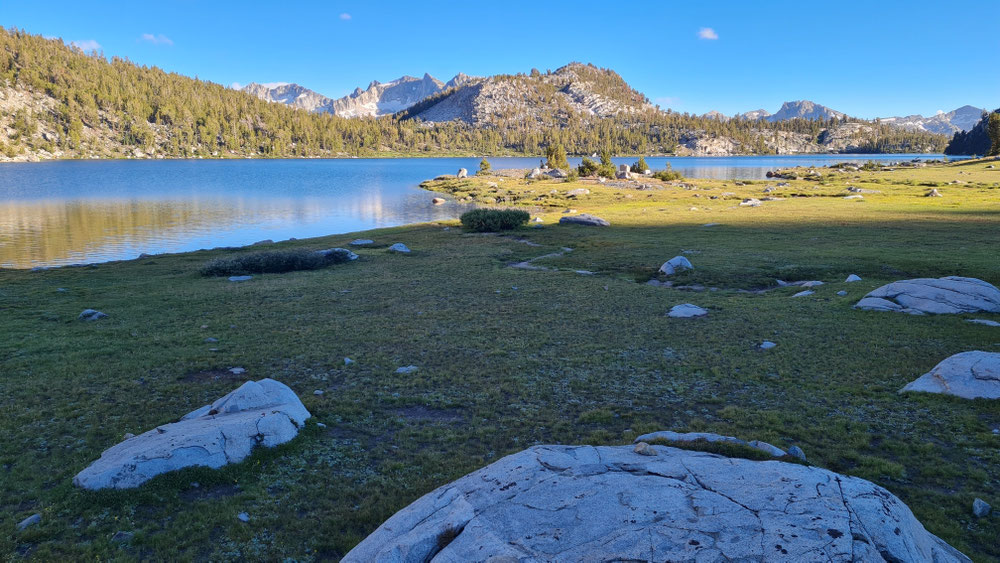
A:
[3,0,997,118]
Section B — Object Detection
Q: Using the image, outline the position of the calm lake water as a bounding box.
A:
[0,154,954,268]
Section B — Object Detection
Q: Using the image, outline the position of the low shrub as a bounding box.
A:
[200,248,350,276]
[653,164,684,181]
[460,208,530,232]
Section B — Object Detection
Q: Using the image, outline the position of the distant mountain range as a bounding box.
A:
[243,73,477,118]
[702,102,984,135]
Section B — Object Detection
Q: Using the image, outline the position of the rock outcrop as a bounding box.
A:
[559,214,610,227]
[73,379,310,490]
[343,444,969,562]
[855,276,1000,315]
[668,304,708,318]
[900,351,1000,399]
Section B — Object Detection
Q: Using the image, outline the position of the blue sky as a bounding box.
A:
[4,0,997,118]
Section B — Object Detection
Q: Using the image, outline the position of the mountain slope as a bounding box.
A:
[880,105,985,136]
[241,82,334,113]
[945,108,999,155]
[766,100,845,122]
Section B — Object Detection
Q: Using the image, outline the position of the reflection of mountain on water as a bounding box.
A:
[0,194,465,268]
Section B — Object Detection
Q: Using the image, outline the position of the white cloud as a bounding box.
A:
[141,33,174,46]
[71,39,101,52]
[339,13,351,20]
[698,27,718,40]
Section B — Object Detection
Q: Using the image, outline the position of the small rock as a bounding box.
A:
[972,498,991,518]
[350,239,374,246]
[658,256,694,276]
[79,309,107,321]
[395,365,419,374]
[702,223,720,227]
[792,290,815,298]
[566,188,590,197]
[668,304,708,318]
[559,214,610,227]
[388,243,411,254]
[788,445,807,462]
[457,168,468,179]
[313,390,324,396]
[739,198,761,207]
[344,357,355,365]
[237,512,250,523]
[845,274,862,282]
[532,217,543,223]
[967,319,1000,327]
[837,290,848,296]
[56,287,67,292]
[925,189,943,197]
[17,514,41,530]
[800,281,824,288]
[111,530,134,543]
[200,324,209,329]
[432,197,446,205]
[229,367,246,375]
[759,341,777,350]
[204,337,219,343]
[633,442,657,456]
[228,275,253,282]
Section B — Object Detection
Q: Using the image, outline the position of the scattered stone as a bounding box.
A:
[845,274,862,282]
[739,198,761,207]
[633,442,657,456]
[350,239,374,246]
[658,256,694,276]
[925,189,943,197]
[111,531,134,543]
[559,214,610,227]
[237,512,251,523]
[566,188,590,197]
[56,287,67,292]
[855,277,1000,315]
[313,390,324,396]
[457,168,468,179]
[837,290,848,296]
[792,290,815,298]
[967,319,1000,327]
[702,223,720,227]
[200,324,209,329]
[229,367,246,375]
[228,275,253,282]
[73,379,310,489]
[344,357,355,365]
[17,514,41,531]
[973,498,991,518]
[79,309,108,321]
[800,280,824,288]
[343,444,969,562]
[527,168,543,179]
[900,351,1000,399]
[204,337,218,343]
[531,217,543,223]
[788,445,807,461]
[388,243,411,254]
[667,304,708,318]
[432,197,446,205]
[317,422,327,428]
[315,248,359,261]
[548,169,568,179]
[759,341,777,350]
[395,365,419,374]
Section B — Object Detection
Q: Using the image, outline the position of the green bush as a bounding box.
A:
[477,158,491,175]
[652,163,684,181]
[545,144,569,170]
[200,248,351,276]
[460,208,530,232]
[631,156,649,174]
[578,157,599,176]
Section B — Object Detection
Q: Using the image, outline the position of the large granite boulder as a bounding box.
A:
[74,379,310,490]
[855,276,1000,315]
[343,444,968,562]
[559,214,610,227]
[901,351,1000,399]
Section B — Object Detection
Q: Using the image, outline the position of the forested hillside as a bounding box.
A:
[0,28,947,161]
[945,109,1000,155]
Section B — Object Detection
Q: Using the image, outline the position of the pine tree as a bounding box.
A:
[988,114,1000,156]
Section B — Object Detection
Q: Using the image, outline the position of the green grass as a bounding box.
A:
[1,159,999,560]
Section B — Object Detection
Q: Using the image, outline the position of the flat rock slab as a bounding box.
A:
[668,303,708,318]
[901,351,1000,399]
[559,214,610,227]
[228,275,253,282]
[343,444,968,562]
[855,276,1000,315]
[74,379,310,490]
[350,239,374,246]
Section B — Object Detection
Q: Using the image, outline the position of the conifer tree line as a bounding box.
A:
[0,28,948,160]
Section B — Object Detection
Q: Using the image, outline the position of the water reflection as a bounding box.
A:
[0,155,957,268]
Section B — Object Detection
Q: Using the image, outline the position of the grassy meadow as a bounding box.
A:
[1,158,999,560]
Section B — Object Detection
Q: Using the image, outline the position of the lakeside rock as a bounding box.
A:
[558,214,610,227]
[855,276,1000,315]
[845,274,862,282]
[900,351,1000,399]
[73,379,310,490]
[349,239,374,246]
[388,243,411,254]
[457,168,467,179]
[342,444,969,562]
